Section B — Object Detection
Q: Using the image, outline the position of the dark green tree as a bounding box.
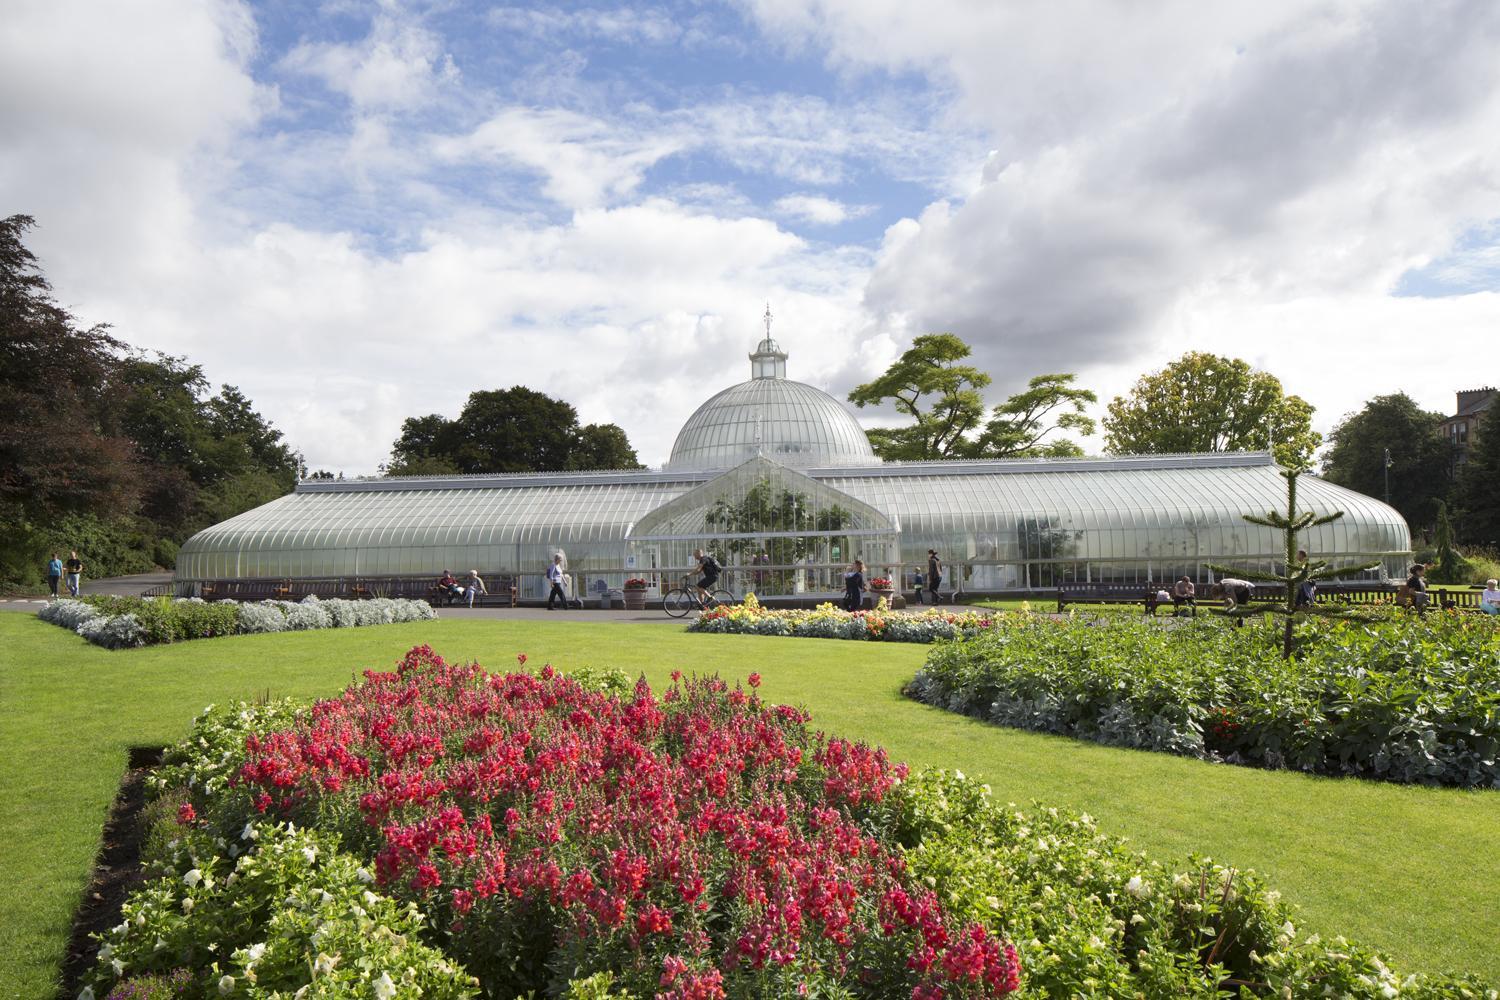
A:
[385,388,641,475]
[1104,353,1320,469]
[1455,403,1500,548]
[978,374,1097,458]
[1427,500,1471,584]
[849,335,1096,460]
[848,334,991,460]
[1209,468,1378,659]
[567,423,644,471]
[1320,393,1451,533]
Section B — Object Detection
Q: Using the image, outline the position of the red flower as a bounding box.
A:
[176,802,197,826]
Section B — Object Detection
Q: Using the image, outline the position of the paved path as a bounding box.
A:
[0,575,681,623]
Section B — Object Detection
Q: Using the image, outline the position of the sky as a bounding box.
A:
[4,0,1499,474]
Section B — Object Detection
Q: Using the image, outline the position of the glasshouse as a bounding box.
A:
[175,335,1413,601]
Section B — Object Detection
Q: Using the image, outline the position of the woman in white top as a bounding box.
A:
[1481,578,1500,615]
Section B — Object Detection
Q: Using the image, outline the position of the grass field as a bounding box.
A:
[2,613,1498,997]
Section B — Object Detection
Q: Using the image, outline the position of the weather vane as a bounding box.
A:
[763,302,773,339]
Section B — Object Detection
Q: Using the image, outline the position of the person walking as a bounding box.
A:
[546,555,569,610]
[64,550,84,597]
[912,567,926,605]
[926,550,942,605]
[843,559,867,612]
[465,569,487,608]
[46,553,63,599]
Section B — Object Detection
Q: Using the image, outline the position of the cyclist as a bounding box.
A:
[691,548,721,605]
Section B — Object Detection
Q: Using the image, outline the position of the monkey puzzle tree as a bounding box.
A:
[1209,467,1378,659]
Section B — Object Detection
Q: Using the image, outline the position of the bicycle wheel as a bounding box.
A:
[709,588,736,607]
[663,589,695,618]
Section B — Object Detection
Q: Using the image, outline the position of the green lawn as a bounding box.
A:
[2,614,1497,997]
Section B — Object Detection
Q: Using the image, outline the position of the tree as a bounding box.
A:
[978,374,1097,458]
[1209,468,1378,660]
[1103,353,1319,469]
[384,388,642,475]
[849,334,1096,460]
[847,334,990,460]
[0,215,141,525]
[567,423,644,471]
[1455,403,1500,548]
[1428,500,1471,583]
[1320,393,1451,533]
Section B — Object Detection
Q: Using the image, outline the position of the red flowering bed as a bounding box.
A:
[232,646,1020,999]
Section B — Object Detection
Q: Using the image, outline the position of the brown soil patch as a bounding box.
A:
[57,746,163,1000]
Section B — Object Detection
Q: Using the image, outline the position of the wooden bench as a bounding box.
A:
[1057,583,1187,615]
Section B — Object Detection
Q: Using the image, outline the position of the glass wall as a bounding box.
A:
[176,455,1412,597]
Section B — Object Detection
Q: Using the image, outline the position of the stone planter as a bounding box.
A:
[622,586,648,611]
[872,588,895,607]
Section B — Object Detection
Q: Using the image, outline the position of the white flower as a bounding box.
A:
[77,988,95,1000]
[356,867,374,884]
[374,971,397,1000]
[1381,986,1398,999]
[242,822,258,841]
[218,974,236,995]
[245,942,267,963]
[1124,875,1150,898]
[301,846,318,864]
[181,897,195,913]
[110,958,124,977]
[314,952,339,976]
[183,869,202,887]
[97,944,112,962]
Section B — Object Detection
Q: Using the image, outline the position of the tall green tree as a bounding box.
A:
[1455,403,1500,547]
[0,214,302,587]
[849,335,1096,460]
[1320,393,1451,533]
[978,374,1097,458]
[847,334,991,460]
[1103,352,1319,469]
[385,387,642,475]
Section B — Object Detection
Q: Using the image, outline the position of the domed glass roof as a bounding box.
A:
[666,328,876,471]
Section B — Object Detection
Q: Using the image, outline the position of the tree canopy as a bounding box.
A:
[847,334,1095,461]
[1319,393,1451,532]
[386,387,642,475]
[2,215,303,587]
[1102,352,1319,469]
[1455,402,1500,547]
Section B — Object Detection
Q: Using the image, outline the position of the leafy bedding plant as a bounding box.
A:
[93,648,1497,1000]
[38,595,435,649]
[688,593,1004,644]
[907,611,1500,788]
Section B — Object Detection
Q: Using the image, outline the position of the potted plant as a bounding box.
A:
[622,578,650,611]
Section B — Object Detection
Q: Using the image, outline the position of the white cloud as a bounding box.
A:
[774,194,868,226]
[279,11,457,111]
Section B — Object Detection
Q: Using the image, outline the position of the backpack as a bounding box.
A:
[701,554,721,574]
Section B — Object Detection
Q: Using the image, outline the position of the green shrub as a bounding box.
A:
[907,612,1500,787]
[882,770,1496,999]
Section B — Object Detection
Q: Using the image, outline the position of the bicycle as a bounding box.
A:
[662,577,736,618]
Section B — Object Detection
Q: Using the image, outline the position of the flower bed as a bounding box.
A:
[94,649,1020,999]
[38,595,435,649]
[688,594,1003,644]
[86,646,1495,999]
[906,612,1500,788]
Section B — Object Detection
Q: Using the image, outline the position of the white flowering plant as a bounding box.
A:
[83,823,477,1000]
[39,595,435,648]
[879,769,1496,999]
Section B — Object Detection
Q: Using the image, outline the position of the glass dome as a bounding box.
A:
[665,378,877,471]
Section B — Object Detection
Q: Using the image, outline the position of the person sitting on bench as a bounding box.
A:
[1481,578,1500,616]
[437,570,462,605]
[1172,576,1196,614]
